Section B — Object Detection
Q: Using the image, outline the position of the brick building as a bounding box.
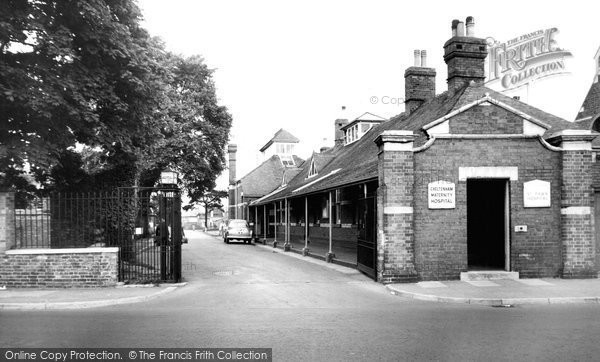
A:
[227,129,304,223]
[575,45,600,126]
[245,17,600,283]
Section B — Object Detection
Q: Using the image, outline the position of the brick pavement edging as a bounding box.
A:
[386,285,600,306]
[0,283,185,310]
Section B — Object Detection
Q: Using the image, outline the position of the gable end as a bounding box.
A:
[423,95,551,136]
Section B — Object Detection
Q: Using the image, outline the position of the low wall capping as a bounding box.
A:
[5,247,119,255]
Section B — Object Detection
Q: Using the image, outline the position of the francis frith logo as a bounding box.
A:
[486,28,572,90]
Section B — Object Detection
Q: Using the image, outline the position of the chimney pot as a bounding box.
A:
[466,16,475,37]
[457,21,465,37]
[404,49,436,114]
[413,49,421,67]
[444,17,488,94]
[451,19,459,37]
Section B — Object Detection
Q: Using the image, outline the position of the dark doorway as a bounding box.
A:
[357,186,377,279]
[467,179,507,270]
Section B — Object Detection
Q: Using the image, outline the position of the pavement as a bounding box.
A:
[1,229,600,309]
[386,279,600,306]
[234,232,600,307]
[257,240,600,307]
[0,283,185,310]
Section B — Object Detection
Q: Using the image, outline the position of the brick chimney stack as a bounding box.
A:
[444,16,487,95]
[228,144,237,186]
[404,49,436,114]
[227,144,237,217]
[334,106,349,146]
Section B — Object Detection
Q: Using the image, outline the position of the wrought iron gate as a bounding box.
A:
[12,187,182,283]
[118,187,182,283]
[357,194,377,279]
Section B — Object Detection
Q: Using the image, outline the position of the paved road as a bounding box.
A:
[1,231,600,361]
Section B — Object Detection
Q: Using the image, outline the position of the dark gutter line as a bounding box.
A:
[251,176,379,206]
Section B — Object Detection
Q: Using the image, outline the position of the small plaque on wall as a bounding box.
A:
[428,181,456,209]
[523,180,551,208]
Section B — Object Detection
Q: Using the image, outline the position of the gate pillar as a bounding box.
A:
[548,131,597,278]
[375,131,418,283]
[0,192,15,253]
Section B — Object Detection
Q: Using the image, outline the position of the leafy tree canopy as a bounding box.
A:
[188,189,227,228]
[0,0,232,206]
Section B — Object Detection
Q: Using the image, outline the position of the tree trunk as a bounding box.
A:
[205,204,209,230]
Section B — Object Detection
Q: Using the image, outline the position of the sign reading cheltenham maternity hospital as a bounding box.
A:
[486,28,572,90]
[428,181,456,209]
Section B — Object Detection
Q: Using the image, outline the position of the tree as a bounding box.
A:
[1,0,165,192]
[140,54,232,203]
[190,190,227,230]
[1,1,232,206]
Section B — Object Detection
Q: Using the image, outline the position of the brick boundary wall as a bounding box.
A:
[0,248,118,288]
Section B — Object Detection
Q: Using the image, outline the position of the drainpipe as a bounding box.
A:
[254,207,258,242]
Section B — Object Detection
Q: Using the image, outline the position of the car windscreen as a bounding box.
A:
[229,221,249,228]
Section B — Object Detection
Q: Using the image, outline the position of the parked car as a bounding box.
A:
[223,219,253,244]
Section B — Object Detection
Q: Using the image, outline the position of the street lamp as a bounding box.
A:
[160,169,179,187]
[158,167,182,283]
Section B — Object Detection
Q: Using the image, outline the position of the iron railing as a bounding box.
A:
[13,187,182,283]
[15,191,135,249]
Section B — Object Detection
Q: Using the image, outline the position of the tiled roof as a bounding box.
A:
[572,77,600,148]
[259,129,300,152]
[575,78,600,123]
[252,82,585,205]
[238,155,304,198]
[311,151,337,172]
[251,130,382,204]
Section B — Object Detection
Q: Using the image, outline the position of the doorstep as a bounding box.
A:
[460,270,519,281]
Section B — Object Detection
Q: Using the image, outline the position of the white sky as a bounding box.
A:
[140,0,600,191]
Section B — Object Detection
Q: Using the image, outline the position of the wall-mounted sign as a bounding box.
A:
[428,181,455,209]
[523,180,551,208]
[486,28,572,90]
